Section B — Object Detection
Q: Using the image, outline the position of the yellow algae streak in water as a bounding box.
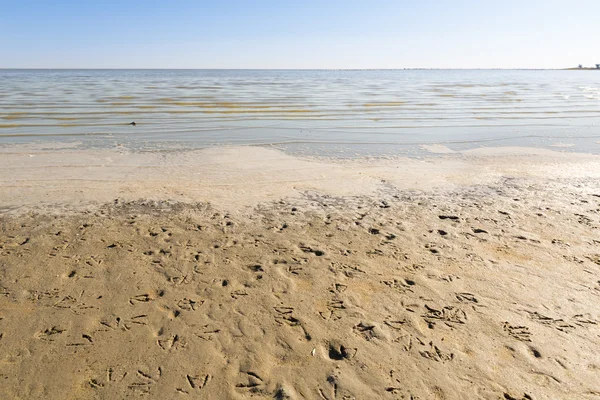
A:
[364,102,406,107]
[203,109,313,114]
[165,100,306,110]
[2,113,27,120]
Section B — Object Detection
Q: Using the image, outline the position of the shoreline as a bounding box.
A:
[1,144,599,215]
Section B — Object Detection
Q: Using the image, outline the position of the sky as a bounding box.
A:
[1,0,598,69]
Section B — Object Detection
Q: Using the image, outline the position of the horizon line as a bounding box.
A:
[0,67,593,71]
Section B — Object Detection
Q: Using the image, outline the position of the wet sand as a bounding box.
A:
[1,145,600,399]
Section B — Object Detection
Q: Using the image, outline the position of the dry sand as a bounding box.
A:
[1,145,600,399]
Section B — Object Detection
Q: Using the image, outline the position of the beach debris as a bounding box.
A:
[438,215,459,220]
[129,121,136,126]
[299,245,325,256]
[378,200,391,208]
[311,348,316,356]
[503,392,533,400]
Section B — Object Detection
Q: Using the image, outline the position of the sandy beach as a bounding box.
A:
[1,145,600,399]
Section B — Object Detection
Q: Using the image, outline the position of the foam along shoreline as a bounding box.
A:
[1,143,600,398]
[0,144,599,214]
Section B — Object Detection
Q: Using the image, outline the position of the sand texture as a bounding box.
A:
[0,146,600,399]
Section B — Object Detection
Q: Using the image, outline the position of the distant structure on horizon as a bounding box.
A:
[574,64,599,69]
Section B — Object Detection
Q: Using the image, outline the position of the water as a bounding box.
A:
[1,69,599,156]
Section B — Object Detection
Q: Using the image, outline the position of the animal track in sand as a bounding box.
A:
[455,292,478,303]
[53,295,94,312]
[28,288,60,302]
[195,324,221,341]
[273,306,312,341]
[384,317,410,331]
[366,248,385,257]
[247,264,264,272]
[328,283,347,293]
[390,325,423,352]
[329,261,365,278]
[177,298,203,311]
[503,322,532,342]
[88,378,105,389]
[572,313,599,327]
[35,326,66,341]
[231,288,249,299]
[128,293,154,305]
[235,371,265,390]
[98,314,149,331]
[327,341,357,361]
[319,298,346,321]
[419,341,454,362]
[87,367,163,395]
[353,322,379,341]
[402,263,425,273]
[128,381,152,394]
[574,213,594,226]
[586,254,600,265]
[525,311,576,333]
[66,333,94,347]
[422,305,467,328]
[429,274,460,283]
[178,373,211,393]
[382,278,416,293]
[136,367,162,382]
[299,245,325,257]
[157,334,184,351]
[278,257,308,275]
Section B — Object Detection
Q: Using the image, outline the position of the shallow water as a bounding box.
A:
[1,69,599,156]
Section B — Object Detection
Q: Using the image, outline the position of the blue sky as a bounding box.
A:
[1,0,598,69]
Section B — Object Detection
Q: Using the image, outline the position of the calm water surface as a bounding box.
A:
[1,69,599,156]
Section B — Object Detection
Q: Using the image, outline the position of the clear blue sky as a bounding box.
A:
[1,0,598,69]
